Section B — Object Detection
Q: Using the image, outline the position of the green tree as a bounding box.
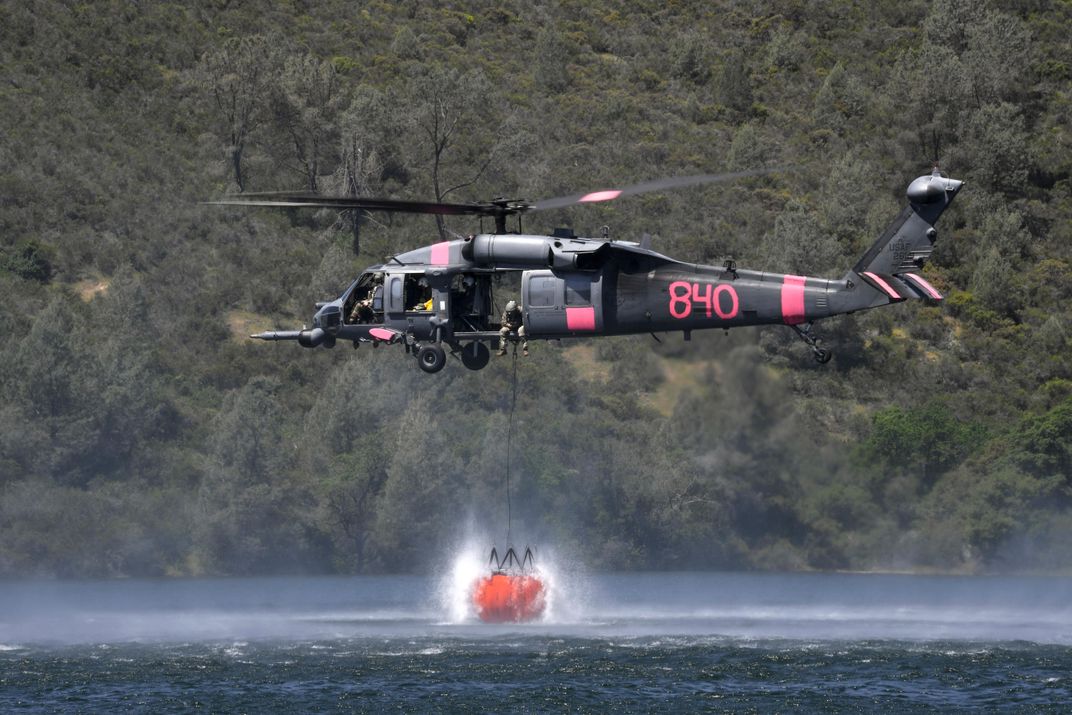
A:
[765,200,842,277]
[717,51,752,117]
[195,35,284,191]
[328,87,392,255]
[960,102,1030,195]
[401,67,522,238]
[80,270,169,477]
[8,295,93,482]
[812,62,866,136]
[963,6,1033,104]
[2,239,54,282]
[726,123,772,171]
[195,376,317,574]
[971,246,1022,317]
[534,27,571,93]
[671,32,711,85]
[1008,395,1072,480]
[368,400,462,570]
[274,51,344,192]
[858,402,985,487]
[888,43,972,162]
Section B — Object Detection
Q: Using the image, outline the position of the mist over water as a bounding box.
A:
[3,570,1072,646]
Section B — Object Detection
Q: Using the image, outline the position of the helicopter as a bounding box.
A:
[211,167,962,372]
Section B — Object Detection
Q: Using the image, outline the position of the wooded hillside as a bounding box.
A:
[2,0,1071,577]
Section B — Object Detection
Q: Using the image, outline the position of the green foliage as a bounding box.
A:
[670,33,712,85]
[765,199,841,277]
[717,52,753,118]
[971,246,1022,318]
[726,123,771,171]
[1006,396,1072,480]
[2,240,55,282]
[961,103,1031,195]
[858,402,986,483]
[534,28,572,92]
[812,62,866,136]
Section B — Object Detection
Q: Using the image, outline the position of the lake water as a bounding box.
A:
[2,568,1072,712]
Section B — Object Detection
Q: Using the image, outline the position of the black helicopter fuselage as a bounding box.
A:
[251,171,961,371]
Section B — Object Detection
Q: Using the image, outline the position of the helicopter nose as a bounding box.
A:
[314,304,343,334]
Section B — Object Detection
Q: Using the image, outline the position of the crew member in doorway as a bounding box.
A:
[411,277,433,312]
[498,300,527,357]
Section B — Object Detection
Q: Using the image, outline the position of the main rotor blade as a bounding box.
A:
[528,167,781,211]
[205,166,783,221]
[205,193,492,217]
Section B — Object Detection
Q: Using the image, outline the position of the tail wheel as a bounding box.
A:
[460,341,491,371]
[814,348,833,364]
[417,343,447,373]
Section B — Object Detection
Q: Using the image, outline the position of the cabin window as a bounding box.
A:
[403,275,433,311]
[529,276,558,307]
[564,275,591,306]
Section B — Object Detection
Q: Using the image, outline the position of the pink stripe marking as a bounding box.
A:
[579,190,622,203]
[862,271,902,300]
[904,273,943,300]
[781,275,806,325]
[430,241,451,266]
[565,306,596,331]
[369,328,398,342]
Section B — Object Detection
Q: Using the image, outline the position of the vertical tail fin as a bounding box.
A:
[846,169,963,306]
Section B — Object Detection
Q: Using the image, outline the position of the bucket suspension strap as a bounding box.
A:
[488,546,537,574]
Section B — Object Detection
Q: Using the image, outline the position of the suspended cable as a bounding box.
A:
[504,348,519,546]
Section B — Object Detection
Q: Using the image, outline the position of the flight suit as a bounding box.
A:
[349,298,373,324]
[498,305,527,355]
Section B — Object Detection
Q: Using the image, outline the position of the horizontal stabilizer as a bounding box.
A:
[858,271,908,302]
[897,272,944,302]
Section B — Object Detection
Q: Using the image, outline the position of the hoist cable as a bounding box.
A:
[504,347,519,545]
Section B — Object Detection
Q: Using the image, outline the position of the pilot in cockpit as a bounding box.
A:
[348,272,383,324]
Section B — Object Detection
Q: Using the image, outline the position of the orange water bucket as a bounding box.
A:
[472,573,546,623]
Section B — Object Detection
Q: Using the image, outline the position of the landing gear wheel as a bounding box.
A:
[791,323,833,366]
[417,343,447,373]
[460,341,491,370]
